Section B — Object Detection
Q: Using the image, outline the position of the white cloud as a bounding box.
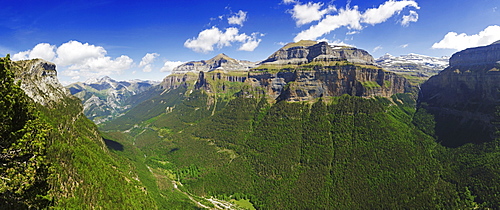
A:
[282,0,298,4]
[12,43,56,61]
[291,0,419,42]
[54,41,107,66]
[185,26,262,53]
[139,53,160,72]
[361,0,419,25]
[346,31,360,35]
[400,43,409,48]
[228,10,247,26]
[13,40,134,81]
[139,53,160,67]
[289,2,336,26]
[432,25,500,51]
[160,61,184,72]
[373,45,383,52]
[401,10,418,27]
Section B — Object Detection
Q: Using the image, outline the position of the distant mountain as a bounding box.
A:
[66,76,159,124]
[375,53,449,78]
[172,53,258,73]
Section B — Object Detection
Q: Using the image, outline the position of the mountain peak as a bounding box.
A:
[261,40,374,65]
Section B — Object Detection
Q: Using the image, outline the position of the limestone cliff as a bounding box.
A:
[261,40,374,65]
[11,59,71,107]
[419,41,500,147]
[162,41,407,102]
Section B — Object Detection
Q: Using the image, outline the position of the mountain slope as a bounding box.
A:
[1,56,158,209]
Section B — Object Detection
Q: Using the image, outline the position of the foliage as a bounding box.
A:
[0,55,52,209]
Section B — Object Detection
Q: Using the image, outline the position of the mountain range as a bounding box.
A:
[3,40,500,209]
[66,76,159,124]
[375,53,449,78]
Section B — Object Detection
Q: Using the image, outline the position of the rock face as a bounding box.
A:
[261,40,374,65]
[246,66,407,101]
[67,77,159,124]
[419,41,500,147]
[11,59,71,106]
[449,42,500,66]
[173,53,258,73]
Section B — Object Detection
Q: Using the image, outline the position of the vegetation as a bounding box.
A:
[0,55,52,209]
[101,77,500,209]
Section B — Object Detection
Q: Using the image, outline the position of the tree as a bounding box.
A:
[0,56,52,209]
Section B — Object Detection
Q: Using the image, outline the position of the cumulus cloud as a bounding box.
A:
[160,61,184,72]
[291,0,419,42]
[289,2,336,26]
[362,0,419,25]
[184,26,262,53]
[228,10,247,26]
[13,40,133,80]
[12,43,57,61]
[401,10,418,27]
[139,53,160,72]
[432,25,500,51]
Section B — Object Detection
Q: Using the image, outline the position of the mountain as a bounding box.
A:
[375,53,449,82]
[416,40,500,207]
[66,77,159,124]
[419,41,500,147]
[100,40,498,209]
[262,40,374,65]
[1,56,157,209]
[172,53,258,73]
[161,41,409,102]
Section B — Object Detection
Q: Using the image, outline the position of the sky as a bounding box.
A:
[1,0,499,84]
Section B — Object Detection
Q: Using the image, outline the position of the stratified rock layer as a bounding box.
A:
[419,41,500,147]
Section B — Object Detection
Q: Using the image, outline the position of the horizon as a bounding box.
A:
[1,0,499,84]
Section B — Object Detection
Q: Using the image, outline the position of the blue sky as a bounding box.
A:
[1,0,499,84]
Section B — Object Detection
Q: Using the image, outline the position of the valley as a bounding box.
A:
[3,40,500,209]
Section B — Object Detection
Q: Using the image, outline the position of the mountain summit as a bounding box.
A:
[172,53,257,73]
[261,40,374,65]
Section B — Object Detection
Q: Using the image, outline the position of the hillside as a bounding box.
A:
[0,56,162,209]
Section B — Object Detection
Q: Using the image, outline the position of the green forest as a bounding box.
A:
[2,55,500,209]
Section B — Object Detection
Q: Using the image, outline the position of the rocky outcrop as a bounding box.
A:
[261,40,374,65]
[189,65,408,102]
[419,41,500,147]
[173,53,257,73]
[160,73,199,90]
[246,66,407,101]
[11,59,71,106]
[449,41,500,67]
